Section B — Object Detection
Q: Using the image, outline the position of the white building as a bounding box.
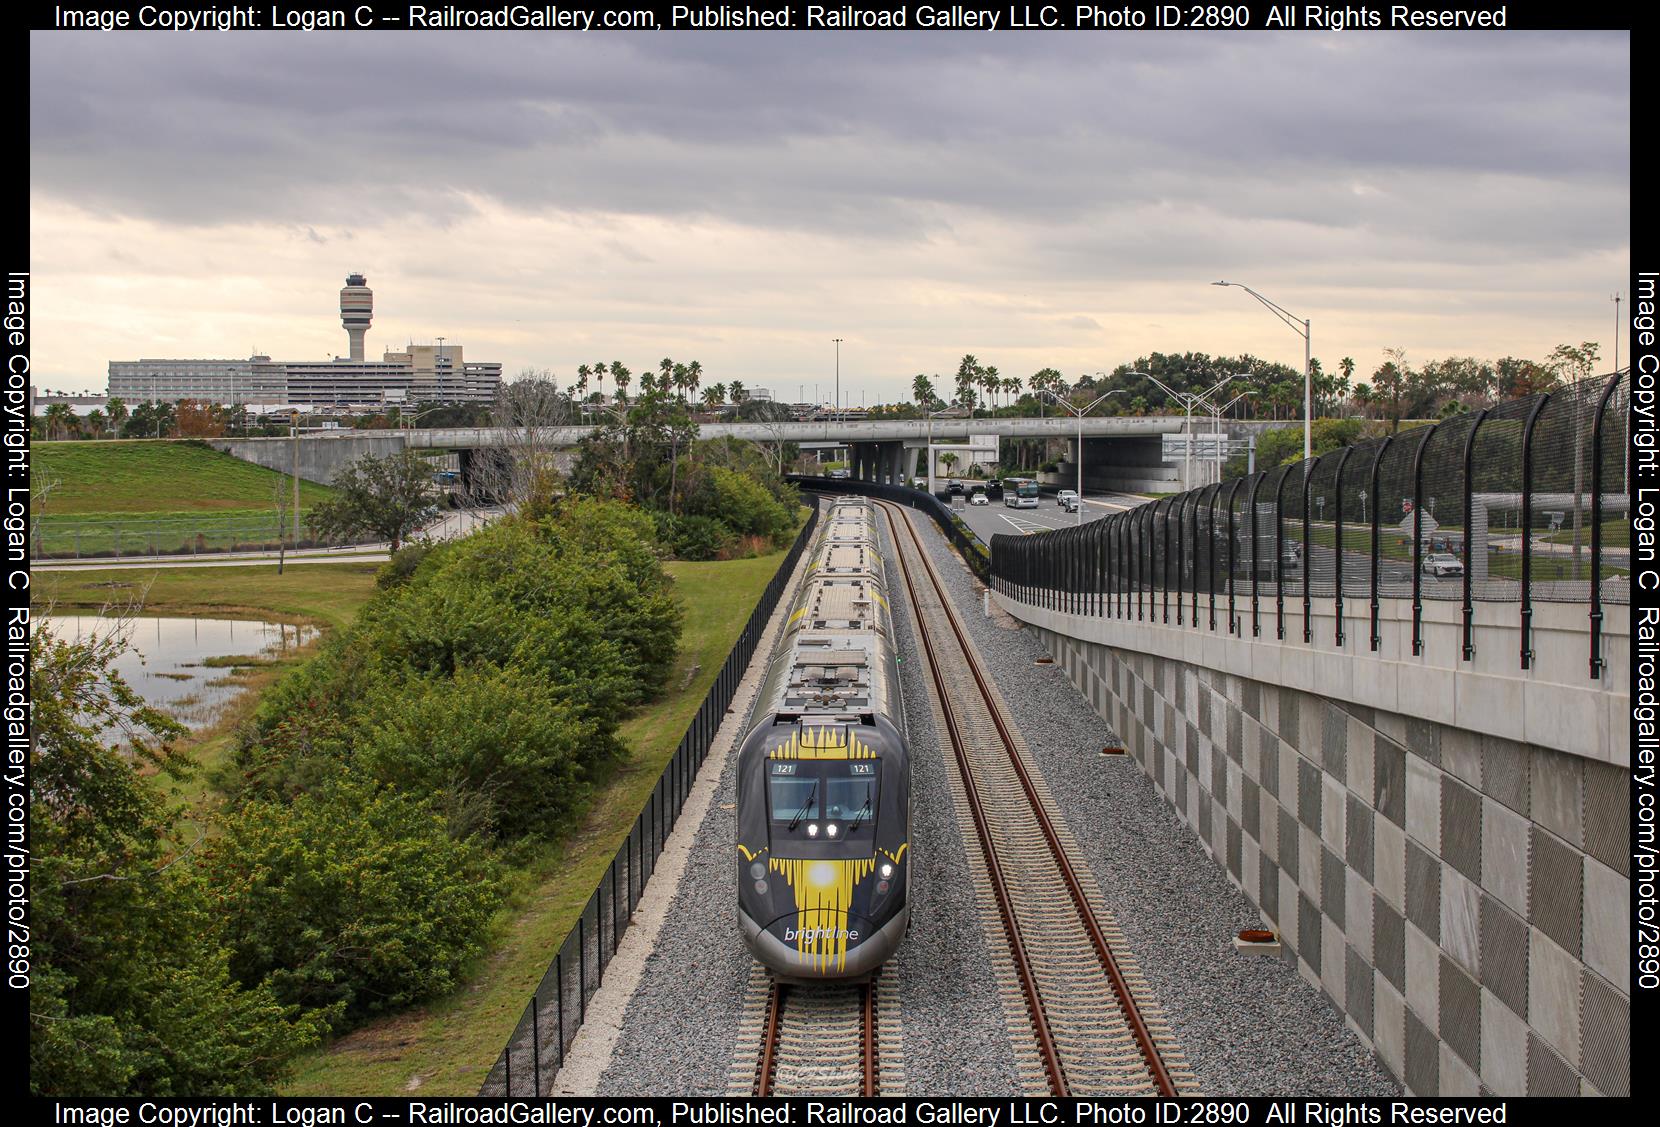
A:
[106,275,502,407]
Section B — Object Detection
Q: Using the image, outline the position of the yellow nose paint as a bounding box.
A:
[769,855,877,973]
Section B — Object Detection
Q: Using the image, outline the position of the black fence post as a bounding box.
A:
[1590,373,1622,678]
[1459,409,1489,662]
[1224,477,1242,634]
[1520,394,1552,669]
[1274,464,1293,640]
[1301,460,1314,644]
[1174,495,1186,626]
[578,915,587,1024]
[1160,498,1172,624]
[532,993,541,1096]
[1247,472,1263,637]
[556,952,565,1068]
[1332,447,1355,647]
[1369,437,1393,651]
[1189,490,1201,628]
[1410,423,1442,657]
[1208,485,1220,632]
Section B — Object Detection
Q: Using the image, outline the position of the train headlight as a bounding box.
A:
[807,824,819,837]
[750,862,766,880]
[880,863,893,879]
[826,824,839,838]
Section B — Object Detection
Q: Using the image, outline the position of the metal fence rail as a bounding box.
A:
[990,373,1629,678]
[785,475,991,581]
[479,500,820,1096]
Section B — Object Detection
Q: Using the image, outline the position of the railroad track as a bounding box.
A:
[874,499,1195,1097]
[729,964,903,1095]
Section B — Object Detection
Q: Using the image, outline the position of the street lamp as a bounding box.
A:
[1042,387,1126,525]
[1213,280,1312,465]
[1130,370,1240,492]
[832,338,843,419]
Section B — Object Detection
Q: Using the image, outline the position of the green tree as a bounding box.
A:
[30,625,321,1095]
[307,450,438,551]
[912,373,938,408]
[201,777,502,1026]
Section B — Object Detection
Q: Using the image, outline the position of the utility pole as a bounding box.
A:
[833,338,842,419]
[291,412,301,545]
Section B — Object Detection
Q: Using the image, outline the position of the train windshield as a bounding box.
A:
[768,760,879,845]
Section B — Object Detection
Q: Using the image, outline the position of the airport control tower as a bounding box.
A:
[339,273,373,361]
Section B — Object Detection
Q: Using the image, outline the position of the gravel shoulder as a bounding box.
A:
[900,508,1398,1097]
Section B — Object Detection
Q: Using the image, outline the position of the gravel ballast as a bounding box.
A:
[896,506,1397,1096]
[591,498,1396,1096]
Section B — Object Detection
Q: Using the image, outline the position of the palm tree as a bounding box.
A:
[702,385,721,411]
[730,380,747,404]
[86,409,107,437]
[912,373,936,408]
[1003,375,1021,407]
[939,451,959,478]
[686,360,702,407]
[43,402,74,441]
[982,365,1001,412]
[106,396,129,435]
[710,382,728,407]
[611,362,632,404]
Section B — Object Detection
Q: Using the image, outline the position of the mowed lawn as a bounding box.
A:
[36,440,335,516]
[283,546,796,1096]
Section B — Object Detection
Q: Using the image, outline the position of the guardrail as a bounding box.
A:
[991,373,1629,678]
[479,500,820,1096]
[786,475,991,581]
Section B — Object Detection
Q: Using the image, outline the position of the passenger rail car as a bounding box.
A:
[735,497,912,981]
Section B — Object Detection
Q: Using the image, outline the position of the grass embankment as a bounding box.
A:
[34,563,382,815]
[282,546,795,1096]
[34,441,336,556]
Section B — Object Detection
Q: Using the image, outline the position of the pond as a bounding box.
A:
[42,615,319,733]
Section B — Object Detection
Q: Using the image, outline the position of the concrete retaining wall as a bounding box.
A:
[999,595,1630,1097]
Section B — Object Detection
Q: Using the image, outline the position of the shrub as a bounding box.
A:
[376,541,439,589]
[201,778,503,1027]
[683,464,793,543]
[355,664,617,840]
[669,513,736,560]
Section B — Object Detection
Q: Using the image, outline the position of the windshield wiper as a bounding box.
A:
[847,796,872,835]
[788,783,818,832]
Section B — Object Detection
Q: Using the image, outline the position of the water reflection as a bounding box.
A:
[43,616,319,734]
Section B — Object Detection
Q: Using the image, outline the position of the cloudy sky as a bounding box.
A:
[30,30,1629,402]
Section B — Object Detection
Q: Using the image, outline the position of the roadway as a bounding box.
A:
[952,488,1152,540]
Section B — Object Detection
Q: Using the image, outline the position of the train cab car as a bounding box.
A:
[735,498,912,981]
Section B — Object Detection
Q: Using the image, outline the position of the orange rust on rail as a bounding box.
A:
[754,982,784,1097]
[877,502,1069,1095]
[878,499,1179,1098]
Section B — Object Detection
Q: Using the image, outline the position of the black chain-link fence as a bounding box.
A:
[479,501,820,1096]
[991,374,1629,678]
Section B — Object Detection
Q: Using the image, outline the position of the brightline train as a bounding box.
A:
[735,497,912,980]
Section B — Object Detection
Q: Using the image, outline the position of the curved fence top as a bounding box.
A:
[990,373,1628,678]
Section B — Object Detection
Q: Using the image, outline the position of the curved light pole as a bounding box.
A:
[1213,280,1312,464]
[1042,387,1126,524]
[1130,369,1240,492]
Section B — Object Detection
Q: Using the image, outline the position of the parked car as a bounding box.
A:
[1422,552,1464,577]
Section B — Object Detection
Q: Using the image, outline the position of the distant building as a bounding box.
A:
[106,275,502,407]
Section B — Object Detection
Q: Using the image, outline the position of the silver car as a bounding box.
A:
[1422,552,1464,577]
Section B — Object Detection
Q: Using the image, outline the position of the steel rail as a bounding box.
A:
[878,499,1178,1097]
